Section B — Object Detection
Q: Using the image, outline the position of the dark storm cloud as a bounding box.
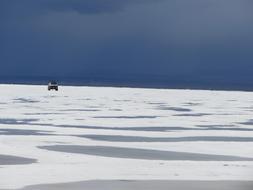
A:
[0,0,159,16]
[46,0,160,14]
[1,0,253,89]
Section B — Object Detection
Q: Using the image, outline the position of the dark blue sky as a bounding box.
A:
[1,0,253,88]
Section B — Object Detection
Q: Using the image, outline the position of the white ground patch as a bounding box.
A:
[0,84,253,189]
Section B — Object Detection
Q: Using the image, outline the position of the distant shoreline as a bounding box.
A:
[1,75,253,92]
[0,80,253,92]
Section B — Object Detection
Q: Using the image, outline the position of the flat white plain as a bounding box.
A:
[0,84,253,189]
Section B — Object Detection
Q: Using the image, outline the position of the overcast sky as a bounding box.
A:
[1,0,253,87]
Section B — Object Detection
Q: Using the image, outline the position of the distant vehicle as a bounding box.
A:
[48,81,58,91]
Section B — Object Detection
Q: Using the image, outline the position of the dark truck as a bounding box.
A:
[48,81,58,91]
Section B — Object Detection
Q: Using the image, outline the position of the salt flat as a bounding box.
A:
[0,84,253,189]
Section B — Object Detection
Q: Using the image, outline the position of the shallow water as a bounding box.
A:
[0,155,36,165]
[39,145,253,161]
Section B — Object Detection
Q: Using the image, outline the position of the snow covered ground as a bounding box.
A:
[0,84,253,189]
